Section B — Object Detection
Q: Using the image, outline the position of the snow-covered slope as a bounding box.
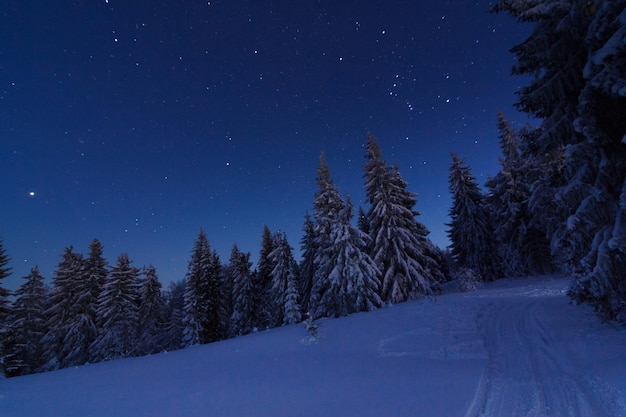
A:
[1,275,625,417]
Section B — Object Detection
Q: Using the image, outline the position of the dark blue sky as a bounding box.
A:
[1,0,530,288]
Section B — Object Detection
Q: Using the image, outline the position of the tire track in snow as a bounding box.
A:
[465,295,624,417]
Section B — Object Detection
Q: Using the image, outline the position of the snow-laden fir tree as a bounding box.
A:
[62,239,106,366]
[269,232,302,325]
[162,280,186,351]
[182,229,224,345]
[320,196,381,317]
[228,245,255,337]
[255,225,277,328]
[90,253,139,362]
[39,246,84,371]
[0,239,12,376]
[0,240,11,325]
[364,134,445,303]
[494,0,626,320]
[485,113,552,276]
[137,265,165,355]
[298,212,316,313]
[309,153,347,317]
[3,266,46,377]
[448,152,503,281]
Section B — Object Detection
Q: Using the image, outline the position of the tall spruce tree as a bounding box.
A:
[63,239,106,366]
[320,196,381,318]
[485,113,552,276]
[182,229,223,345]
[364,134,444,303]
[298,212,316,313]
[228,245,255,337]
[269,232,302,325]
[40,246,84,370]
[162,280,186,351]
[309,153,346,317]
[0,239,11,324]
[91,253,139,362]
[255,225,276,328]
[0,239,12,376]
[3,266,46,377]
[494,0,626,320]
[137,266,165,355]
[448,153,503,281]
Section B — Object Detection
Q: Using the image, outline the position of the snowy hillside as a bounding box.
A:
[1,275,625,417]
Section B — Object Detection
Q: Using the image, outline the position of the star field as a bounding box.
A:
[1,0,530,288]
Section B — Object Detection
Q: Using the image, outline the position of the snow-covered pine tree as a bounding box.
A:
[255,225,277,328]
[0,239,11,325]
[485,113,552,276]
[494,0,626,320]
[162,280,186,351]
[182,229,224,345]
[228,245,255,337]
[323,196,382,317]
[137,265,165,355]
[62,239,106,366]
[364,134,444,303]
[447,152,503,281]
[39,246,84,371]
[269,232,302,325]
[0,239,12,376]
[3,266,47,377]
[566,0,626,319]
[298,212,316,313]
[309,153,346,317]
[90,253,140,362]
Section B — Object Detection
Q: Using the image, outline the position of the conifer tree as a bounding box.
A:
[319,196,381,318]
[309,153,346,316]
[63,239,106,366]
[162,280,186,351]
[0,239,12,376]
[91,253,139,362]
[137,266,165,355]
[448,153,503,281]
[494,0,626,320]
[298,212,316,313]
[40,246,84,370]
[0,239,11,324]
[255,225,276,328]
[228,245,255,336]
[269,232,302,325]
[182,229,223,345]
[3,266,46,377]
[364,134,444,303]
[485,113,552,276]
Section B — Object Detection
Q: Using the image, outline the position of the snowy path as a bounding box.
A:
[2,275,625,417]
[465,281,625,417]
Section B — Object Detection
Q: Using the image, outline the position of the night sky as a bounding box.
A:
[1,0,530,289]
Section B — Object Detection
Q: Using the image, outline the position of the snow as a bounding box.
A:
[2,275,626,416]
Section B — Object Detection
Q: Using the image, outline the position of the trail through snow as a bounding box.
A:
[465,279,626,417]
[1,275,625,417]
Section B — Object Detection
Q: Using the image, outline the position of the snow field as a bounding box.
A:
[1,275,625,417]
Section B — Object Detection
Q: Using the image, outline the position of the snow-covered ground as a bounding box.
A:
[2,275,625,417]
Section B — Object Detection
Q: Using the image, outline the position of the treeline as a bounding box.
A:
[1,0,625,377]
[0,134,452,377]
[447,0,626,320]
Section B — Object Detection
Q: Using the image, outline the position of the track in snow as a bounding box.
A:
[465,286,624,417]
